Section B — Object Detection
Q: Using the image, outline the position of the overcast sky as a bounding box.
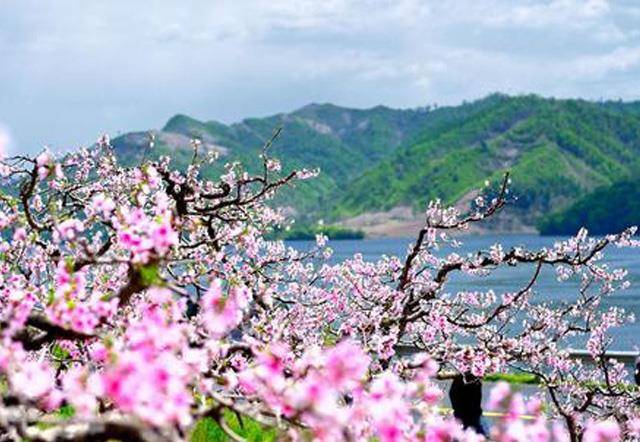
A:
[1,0,640,154]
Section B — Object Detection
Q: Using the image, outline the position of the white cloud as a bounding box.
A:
[572,46,640,77]
[592,24,628,44]
[257,0,431,32]
[1,0,640,152]
[467,0,611,29]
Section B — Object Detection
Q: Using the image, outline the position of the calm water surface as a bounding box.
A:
[288,235,640,351]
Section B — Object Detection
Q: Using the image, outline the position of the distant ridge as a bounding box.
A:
[111,93,640,235]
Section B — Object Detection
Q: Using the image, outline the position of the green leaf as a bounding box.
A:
[57,404,75,419]
[51,344,70,361]
[139,263,161,286]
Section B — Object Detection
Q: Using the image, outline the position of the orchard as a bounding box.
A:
[0,133,638,441]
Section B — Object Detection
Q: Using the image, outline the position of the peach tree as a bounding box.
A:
[0,133,638,441]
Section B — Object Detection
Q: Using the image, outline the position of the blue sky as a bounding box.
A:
[1,0,640,154]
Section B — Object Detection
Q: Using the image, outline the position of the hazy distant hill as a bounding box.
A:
[111,94,640,235]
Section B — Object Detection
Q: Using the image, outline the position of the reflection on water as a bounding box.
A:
[288,235,640,351]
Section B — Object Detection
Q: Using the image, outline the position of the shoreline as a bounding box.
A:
[338,206,540,239]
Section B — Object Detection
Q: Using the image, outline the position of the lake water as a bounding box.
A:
[288,235,640,351]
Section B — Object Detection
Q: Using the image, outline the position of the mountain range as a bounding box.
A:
[111,93,640,236]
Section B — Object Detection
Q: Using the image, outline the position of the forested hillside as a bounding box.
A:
[112,103,432,216]
[539,179,640,235]
[112,94,640,234]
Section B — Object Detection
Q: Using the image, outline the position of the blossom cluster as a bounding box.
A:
[0,137,638,441]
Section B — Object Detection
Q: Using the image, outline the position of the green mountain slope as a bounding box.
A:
[538,179,640,235]
[111,94,640,233]
[332,96,640,224]
[111,100,494,219]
